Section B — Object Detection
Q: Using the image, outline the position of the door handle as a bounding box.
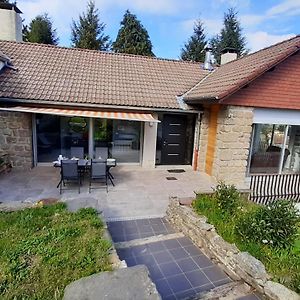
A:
[163,141,167,146]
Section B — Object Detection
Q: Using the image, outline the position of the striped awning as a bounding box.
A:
[0,106,159,122]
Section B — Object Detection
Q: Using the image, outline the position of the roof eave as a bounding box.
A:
[0,97,201,114]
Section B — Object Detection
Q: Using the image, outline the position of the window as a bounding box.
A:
[249,124,300,174]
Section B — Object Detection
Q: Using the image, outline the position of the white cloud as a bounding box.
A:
[203,18,223,36]
[181,18,222,37]
[20,0,183,22]
[211,0,250,9]
[240,14,266,27]
[267,0,300,16]
[247,31,296,52]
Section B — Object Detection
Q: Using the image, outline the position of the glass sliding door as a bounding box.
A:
[36,114,89,162]
[249,124,286,174]
[283,125,300,173]
[248,123,300,174]
[36,114,142,163]
[93,119,142,163]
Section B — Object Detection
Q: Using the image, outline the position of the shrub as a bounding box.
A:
[236,200,300,249]
[214,181,240,214]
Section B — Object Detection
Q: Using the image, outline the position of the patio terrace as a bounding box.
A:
[0,166,214,220]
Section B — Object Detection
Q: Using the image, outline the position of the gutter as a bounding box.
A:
[0,97,202,114]
[184,96,219,104]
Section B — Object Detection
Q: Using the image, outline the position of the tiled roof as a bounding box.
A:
[222,51,300,110]
[184,35,300,102]
[0,41,209,110]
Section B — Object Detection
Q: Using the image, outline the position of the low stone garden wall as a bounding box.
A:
[166,199,300,300]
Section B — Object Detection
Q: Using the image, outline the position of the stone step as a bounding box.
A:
[114,232,185,249]
[193,281,261,300]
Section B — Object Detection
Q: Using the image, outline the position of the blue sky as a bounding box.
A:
[18,0,299,59]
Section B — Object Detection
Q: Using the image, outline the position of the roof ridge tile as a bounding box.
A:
[0,39,203,65]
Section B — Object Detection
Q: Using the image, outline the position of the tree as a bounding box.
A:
[210,8,247,64]
[71,0,110,50]
[112,10,154,56]
[24,14,59,45]
[181,20,207,62]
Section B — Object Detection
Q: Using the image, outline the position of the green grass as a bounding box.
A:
[0,203,112,300]
[193,195,300,293]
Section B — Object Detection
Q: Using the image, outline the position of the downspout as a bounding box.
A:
[193,112,202,171]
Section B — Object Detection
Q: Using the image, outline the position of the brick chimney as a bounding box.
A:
[220,48,238,65]
[0,2,22,42]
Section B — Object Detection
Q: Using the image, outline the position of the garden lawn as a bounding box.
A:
[193,195,300,293]
[0,203,112,300]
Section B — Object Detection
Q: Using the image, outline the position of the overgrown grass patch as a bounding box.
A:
[193,194,300,293]
[0,203,112,300]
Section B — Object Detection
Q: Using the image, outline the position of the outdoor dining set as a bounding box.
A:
[54,147,116,194]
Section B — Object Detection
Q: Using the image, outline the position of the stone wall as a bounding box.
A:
[197,108,209,172]
[0,111,33,170]
[166,200,300,300]
[212,105,253,188]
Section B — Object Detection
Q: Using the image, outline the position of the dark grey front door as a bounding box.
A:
[161,114,187,164]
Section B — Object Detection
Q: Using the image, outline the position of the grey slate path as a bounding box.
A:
[109,219,231,300]
[109,218,262,300]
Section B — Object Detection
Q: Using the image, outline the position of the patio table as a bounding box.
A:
[54,158,116,186]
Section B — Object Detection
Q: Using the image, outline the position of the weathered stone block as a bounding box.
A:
[63,265,160,300]
[264,281,300,300]
[235,252,268,281]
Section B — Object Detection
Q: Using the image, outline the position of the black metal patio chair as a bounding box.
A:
[59,159,80,194]
[89,159,108,193]
[70,146,84,159]
[95,147,108,160]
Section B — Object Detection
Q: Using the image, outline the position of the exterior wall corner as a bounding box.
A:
[212,105,254,189]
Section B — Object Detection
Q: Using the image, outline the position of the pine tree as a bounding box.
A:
[24,14,58,45]
[211,8,247,64]
[112,10,154,56]
[71,0,110,50]
[181,20,207,62]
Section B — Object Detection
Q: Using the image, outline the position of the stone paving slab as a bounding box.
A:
[0,166,215,219]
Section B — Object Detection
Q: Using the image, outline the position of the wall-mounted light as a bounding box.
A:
[149,122,154,127]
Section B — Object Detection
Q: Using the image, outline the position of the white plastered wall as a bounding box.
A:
[142,114,158,168]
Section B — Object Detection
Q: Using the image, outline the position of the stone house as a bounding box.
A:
[1,3,300,190]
